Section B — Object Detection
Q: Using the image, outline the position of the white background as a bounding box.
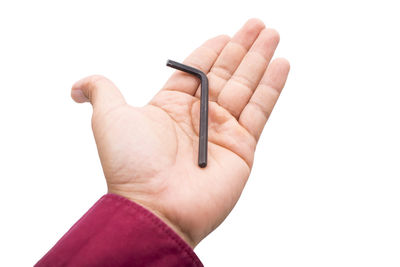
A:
[0,0,399,266]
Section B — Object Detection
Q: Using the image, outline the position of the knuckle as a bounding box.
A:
[86,75,109,88]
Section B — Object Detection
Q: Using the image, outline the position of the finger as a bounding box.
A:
[161,35,230,95]
[239,58,290,141]
[71,75,126,113]
[217,28,280,118]
[194,18,265,100]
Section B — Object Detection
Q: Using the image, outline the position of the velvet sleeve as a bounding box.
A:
[35,194,203,267]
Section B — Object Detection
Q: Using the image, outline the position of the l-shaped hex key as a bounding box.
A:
[166,59,208,168]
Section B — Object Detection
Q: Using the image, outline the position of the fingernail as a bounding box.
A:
[71,89,89,103]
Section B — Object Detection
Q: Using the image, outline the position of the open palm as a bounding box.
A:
[71,19,290,247]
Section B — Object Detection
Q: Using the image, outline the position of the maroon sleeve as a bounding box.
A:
[35,194,203,267]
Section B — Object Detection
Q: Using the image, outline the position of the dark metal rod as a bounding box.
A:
[166,59,208,168]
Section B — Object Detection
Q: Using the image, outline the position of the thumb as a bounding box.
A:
[71,75,126,112]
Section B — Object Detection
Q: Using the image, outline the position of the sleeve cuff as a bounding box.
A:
[35,193,203,267]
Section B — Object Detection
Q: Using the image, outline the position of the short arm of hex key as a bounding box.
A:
[166,59,208,168]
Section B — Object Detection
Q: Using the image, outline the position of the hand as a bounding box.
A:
[71,18,290,248]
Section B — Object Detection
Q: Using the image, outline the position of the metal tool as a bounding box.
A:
[166,59,209,168]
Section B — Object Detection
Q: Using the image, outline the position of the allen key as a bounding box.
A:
[166,59,208,168]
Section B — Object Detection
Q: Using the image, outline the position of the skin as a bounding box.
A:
[71,18,290,248]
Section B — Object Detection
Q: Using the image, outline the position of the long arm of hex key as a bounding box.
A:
[166,59,209,168]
